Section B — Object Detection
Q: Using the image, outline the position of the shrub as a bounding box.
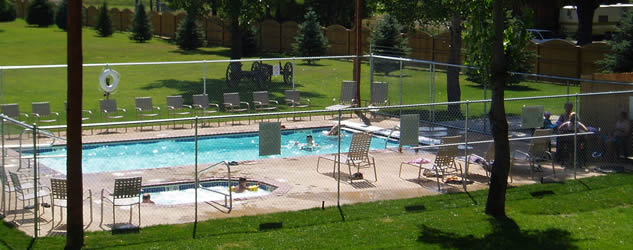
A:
[0,0,17,22]
[293,8,328,64]
[55,0,67,30]
[25,0,54,27]
[95,1,113,37]
[598,10,633,72]
[129,3,152,42]
[175,15,206,50]
[370,14,410,76]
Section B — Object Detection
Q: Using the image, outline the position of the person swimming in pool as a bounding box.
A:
[295,135,319,150]
[327,124,340,136]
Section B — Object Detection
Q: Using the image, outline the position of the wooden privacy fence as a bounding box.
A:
[12,1,613,78]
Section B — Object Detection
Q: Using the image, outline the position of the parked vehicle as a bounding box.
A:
[528,29,560,43]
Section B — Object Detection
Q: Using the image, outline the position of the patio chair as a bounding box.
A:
[252,91,278,121]
[166,95,192,129]
[99,99,127,133]
[325,80,357,118]
[31,102,59,125]
[192,94,220,126]
[511,128,554,180]
[50,178,93,231]
[317,132,377,183]
[365,82,389,118]
[284,90,311,121]
[1,170,36,216]
[1,103,29,121]
[223,92,250,125]
[400,136,463,192]
[465,142,495,183]
[9,171,49,224]
[135,97,161,130]
[100,177,142,228]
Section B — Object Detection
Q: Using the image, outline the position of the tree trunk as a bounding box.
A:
[447,13,462,114]
[485,0,511,218]
[576,0,598,46]
[230,17,242,59]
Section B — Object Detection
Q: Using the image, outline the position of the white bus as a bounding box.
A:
[560,3,633,38]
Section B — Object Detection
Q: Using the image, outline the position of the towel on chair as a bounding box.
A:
[408,157,431,165]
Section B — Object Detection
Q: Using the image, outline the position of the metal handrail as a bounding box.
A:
[196,161,232,211]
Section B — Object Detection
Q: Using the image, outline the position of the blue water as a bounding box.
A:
[37,128,398,174]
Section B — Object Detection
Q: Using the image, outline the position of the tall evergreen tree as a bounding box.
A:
[597,10,633,73]
[0,0,17,22]
[370,14,410,76]
[293,8,328,65]
[25,0,54,27]
[55,0,68,30]
[129,3,153,42]
[175,15,206,50]
[95,1,113,37]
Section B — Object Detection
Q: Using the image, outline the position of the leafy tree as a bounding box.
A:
[55,0,68,30]
[370,14,409,76]
[597,9,633,72]
[95,1,113,37]
[175,15,206,50]
[293,8,328,64]
[303,0,377,27]
[25,0,54,27]
[241,25,259,57]
[0,0,17,22]
[129,3,153,42]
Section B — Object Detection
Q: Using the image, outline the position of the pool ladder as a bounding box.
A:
[385,125,401,152]
[196,161,233,212]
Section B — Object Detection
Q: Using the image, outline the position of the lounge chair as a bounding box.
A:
[1,103,29,121]
[31,102,59,125]
[325,80,357,117]
[192,94,220,126]
[317,132,377,183]
[99,99,127,133]
[365,82,389,118]
[400,136,463,191]
[511,128,554,180]
[284,90,311,121]
[252,91,278,121]
[135,97,161,130]
[223,92,250,125]
[50,178,93,231]
[8,171,49,224]
[1,170,36,216]
[166,95,192,128]
[100,177,142,228]
[465,142,495,183]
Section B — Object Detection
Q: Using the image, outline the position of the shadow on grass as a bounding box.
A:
[417,217,578,249]
[468,83,539,92]
[168,47,231,57]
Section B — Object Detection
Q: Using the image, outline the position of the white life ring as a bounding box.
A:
[99,69,120,93]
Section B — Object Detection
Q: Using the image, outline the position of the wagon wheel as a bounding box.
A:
[226,62,242,88]
[283,62,293,85]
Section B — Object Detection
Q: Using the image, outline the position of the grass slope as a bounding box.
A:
[2,174,633,249]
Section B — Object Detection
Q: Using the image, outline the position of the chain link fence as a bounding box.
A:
[1,55,632,239]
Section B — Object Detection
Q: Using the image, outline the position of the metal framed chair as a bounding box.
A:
[192,94,220,127]
[100,177,142,228]
[284,90,311,121]
[317,132,377,183]
[135,97,161,130]
[1,170,36,216]
[252,91,278,121]
[99,99,127,133]
[1,103,29,121]
[223,92,250,125]
[511,128,554,180]
[31,102,60,125]
[400,136,464,191]
[50,178,93,231]
[8,171,49,224]
[166,95,192,129]
[365,82,389,118]
[325,80,357,118]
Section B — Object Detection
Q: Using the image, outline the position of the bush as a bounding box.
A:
[55,0,67,30]
[175,15,206,50]
[25,0,54,27]
[95,1,113,37]
[370,14,410,76]
[293,8,328,64]
[0,0,17,22]
[598,10,633,72]
[129,3,152,42]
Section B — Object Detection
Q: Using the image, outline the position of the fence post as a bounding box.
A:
[1,69,4,104]
[292,58,296,89]
[463,101,469,192]
[573,94,578,180]
[369,53,374,86]
[32,124,38,238]
[566,80,570,103]
[483,82,488,133]
[1,117,5,215]
[336,109,342,207]
[203,61,207,95]
[193,117,198,238]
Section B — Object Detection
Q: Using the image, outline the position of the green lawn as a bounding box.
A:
[0,19,578,125]
[2,174,633,249]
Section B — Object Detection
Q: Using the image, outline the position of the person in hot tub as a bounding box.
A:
[234,177,248,193]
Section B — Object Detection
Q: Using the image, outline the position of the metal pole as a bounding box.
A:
[32,124,38,238]
[292,58,296,89]
[573,94,578,180]
[67,0,84,246]
[483,82,488,133]
[399,59,403,116]
[566,80,570,103]
[1,118,5,215]
[369,53,374,86]
[203,61,207,95]
[463,101,469,192]
[336,110,342,207]
[353,0,362,104]
[1,69,4,105]
[431,64,436,123]
[194,117,198,237]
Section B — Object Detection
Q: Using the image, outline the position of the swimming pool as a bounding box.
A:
[36,128,398,174]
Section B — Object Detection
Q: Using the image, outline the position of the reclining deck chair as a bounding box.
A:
[325,80,357,118]
[284,90,311,121]
[223,92,250,125]
[135,97,161,130]
[1,170,36,216]
[400,136,464,191]
[511,128,554,180]
[50,178,93,231]
[166,95,192,129]
[1,103,29,121]
[192,94,220,126]
[100,177,142,228]
[365,82,389,118]
[252,91,279,121]
[99,99,127,133]
[9,171,49,224]
[31,102,59,125]
[317,132,377,183]
[465,142,495,183]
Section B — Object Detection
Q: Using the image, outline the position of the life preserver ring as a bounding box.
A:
[99,69,120,93]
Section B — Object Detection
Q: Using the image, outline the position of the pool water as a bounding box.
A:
[37,128,398,174]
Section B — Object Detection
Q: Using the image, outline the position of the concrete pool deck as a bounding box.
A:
[1,115,609,237]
